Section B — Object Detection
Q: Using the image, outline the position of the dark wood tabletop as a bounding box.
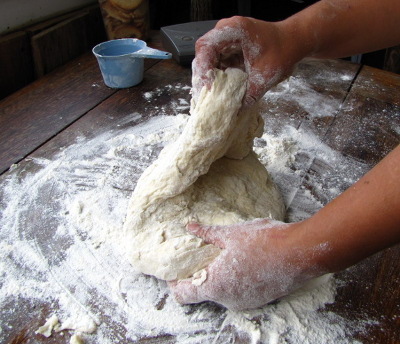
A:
[0,38,399,344]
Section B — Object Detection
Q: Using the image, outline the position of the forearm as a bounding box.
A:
[301,145,400,272]
[281,0,400,60]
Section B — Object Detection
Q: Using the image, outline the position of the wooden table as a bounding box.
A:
[0,41,399,343]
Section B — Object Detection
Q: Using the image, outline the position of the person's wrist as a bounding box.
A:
[262,221,323,276]
[277,16,316,63]
[294,218,335,276]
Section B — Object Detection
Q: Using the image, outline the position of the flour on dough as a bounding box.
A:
[123,68,285,281]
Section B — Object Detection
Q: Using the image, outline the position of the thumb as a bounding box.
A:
[244,66,286,107]
[187,223,234,249]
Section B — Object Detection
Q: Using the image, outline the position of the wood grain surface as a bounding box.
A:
[0,54,399,343]
[0,53,159,175]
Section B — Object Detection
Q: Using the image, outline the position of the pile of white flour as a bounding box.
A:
[0,77,375,343]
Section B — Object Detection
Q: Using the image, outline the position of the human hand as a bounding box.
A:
[192,16,302,106]
[169,219,325,311]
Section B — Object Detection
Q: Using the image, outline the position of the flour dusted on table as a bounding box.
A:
[123,68,285,281]
[0,76,376,343]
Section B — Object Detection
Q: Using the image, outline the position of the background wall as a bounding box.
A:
[0,3,106,99]
[0,0,96,34]
[0,0,395,101]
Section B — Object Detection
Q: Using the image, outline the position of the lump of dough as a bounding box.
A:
[123,68,285,281]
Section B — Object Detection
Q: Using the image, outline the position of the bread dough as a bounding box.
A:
[123,68,285,281]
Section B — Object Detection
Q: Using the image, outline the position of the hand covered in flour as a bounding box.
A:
[192,17,303,106]
[170,144,400,310]
[192,0,400,106]
[169,219,324,311]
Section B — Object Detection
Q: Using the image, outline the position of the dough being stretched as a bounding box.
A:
[123,68,285,281]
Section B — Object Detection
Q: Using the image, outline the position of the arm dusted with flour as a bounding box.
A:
[192,0,400,106]
[302,145,400,273]
[170,145,400,310]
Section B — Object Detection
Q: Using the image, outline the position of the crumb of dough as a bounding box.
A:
[35,314,59,337]
[192,269,207,286]
[70,333,85,344]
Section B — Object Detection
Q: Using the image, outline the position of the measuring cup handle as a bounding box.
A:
[134,47,172,59]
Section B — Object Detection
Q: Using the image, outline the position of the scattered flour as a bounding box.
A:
[0,81,374,343]
[143,91,153,100]
[266,76,341,118]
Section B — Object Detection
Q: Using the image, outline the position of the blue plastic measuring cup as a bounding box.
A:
[92,38,172,88]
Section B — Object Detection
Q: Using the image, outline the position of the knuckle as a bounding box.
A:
[215,16,247,30]
[195,36,206,50]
